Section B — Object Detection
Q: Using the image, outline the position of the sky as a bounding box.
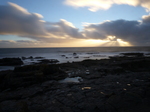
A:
[0,0,150,48]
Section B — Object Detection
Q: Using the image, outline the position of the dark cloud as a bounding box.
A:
[142,15,150,23]
[83,16,150,45]
[0,40,16,48]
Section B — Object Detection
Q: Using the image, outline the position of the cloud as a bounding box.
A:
[64,0,150,12]
[45,19,83,39]
[1,2,150,47]
[0,38,93,48]
[82,15,150,45]
[0,2,82,41]
[0,2,48,37]
[142,15,150,23]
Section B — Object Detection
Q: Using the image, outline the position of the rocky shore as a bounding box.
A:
[0,53,150,112]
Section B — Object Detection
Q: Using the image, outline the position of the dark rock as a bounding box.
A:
[21,56,26,60]
[83,57,90,58]
[34,56,44,59]
[120,52,144,57]
[73,53,77,56]
[17,101,31,112]
[0,64,67,90]
[38,59,59,64]
[28,56,33,59]
[0,58,23,66]
[22,56,34,60]
[145,53,150,55]
[93,55,106,57]
[61,55,66,57]
[74,56,79,58]
[0,100,18,112]
[120,60,150,72]
[87,53,94,54]
[107,92,143,112]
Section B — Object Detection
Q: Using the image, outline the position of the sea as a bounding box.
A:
[0,47,150,71]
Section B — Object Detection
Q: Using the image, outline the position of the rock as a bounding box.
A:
[21,56,26,60]
[28,56,33,59]
[17,101,31,112]
[61,55,66,57]
[120,52,144,57]
[73,53,77,56]
[22,56,36,60]
[93,55,106,57]
[38,59,59,64]
[0,100,18,112]
[34,56,44,59]
[145,53,150,55]
[107,92,143,111]
[83,57,90,58]
[74,56,79,58]
[77,102,97,112]
[0,58,23,66]
[41,80,56,87]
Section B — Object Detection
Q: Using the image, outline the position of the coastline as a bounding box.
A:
[0,53,150,111]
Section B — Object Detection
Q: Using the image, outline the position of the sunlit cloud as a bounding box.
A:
[64,0,150,12]
[8,2,29,14]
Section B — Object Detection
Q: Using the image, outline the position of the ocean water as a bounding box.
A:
[0,47,150,71]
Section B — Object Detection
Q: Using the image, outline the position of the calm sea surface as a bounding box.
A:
[0,47,150,70]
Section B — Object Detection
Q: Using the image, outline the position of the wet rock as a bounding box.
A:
[73,53,77,56]
[34,56,44,59]
[145,53,150,55]
[61,55,66,57]
[120,52,144,57]
[22,56,34,60]
[21,56,26,60]
[83,57,90,58]
[74,56,79,58]
[0,58,23,66]
[93,55,106,57]
[38,59,59,64]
